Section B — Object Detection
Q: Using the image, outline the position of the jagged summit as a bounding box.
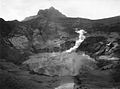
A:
[37,7,66,18]
[23,7,66,21]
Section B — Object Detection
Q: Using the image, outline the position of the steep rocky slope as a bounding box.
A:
[0,7,120,89]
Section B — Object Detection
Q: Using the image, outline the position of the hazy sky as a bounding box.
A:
[0,0,120,21]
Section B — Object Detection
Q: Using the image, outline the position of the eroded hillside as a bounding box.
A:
[0,7,120,89]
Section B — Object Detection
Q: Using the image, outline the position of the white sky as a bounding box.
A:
[0,0,120,21]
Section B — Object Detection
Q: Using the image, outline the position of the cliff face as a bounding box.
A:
[0,7,120,89]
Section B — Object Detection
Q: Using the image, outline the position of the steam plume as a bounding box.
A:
[65,28,87,53]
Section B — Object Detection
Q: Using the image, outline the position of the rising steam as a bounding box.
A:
[65,28,87,53]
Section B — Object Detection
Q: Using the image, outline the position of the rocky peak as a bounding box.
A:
[49,6,56,11]
[37,7,66,18]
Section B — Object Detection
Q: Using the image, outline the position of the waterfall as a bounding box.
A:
[54,29,96,89]
[65,28,87,53]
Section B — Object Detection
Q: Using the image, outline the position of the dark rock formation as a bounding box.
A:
[37,7,66,18]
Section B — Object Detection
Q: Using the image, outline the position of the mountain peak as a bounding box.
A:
[37,7,66,18]
[23,7,66,21]
[49,6,56,10]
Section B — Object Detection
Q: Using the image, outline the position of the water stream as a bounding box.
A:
[55,29,87,89]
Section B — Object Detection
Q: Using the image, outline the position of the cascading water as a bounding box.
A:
[65,28,87,53]
[55,28,88,89]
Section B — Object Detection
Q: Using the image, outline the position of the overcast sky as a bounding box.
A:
[0,0,120,21]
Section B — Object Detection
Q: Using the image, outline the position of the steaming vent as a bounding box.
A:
[65,28,87,53]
